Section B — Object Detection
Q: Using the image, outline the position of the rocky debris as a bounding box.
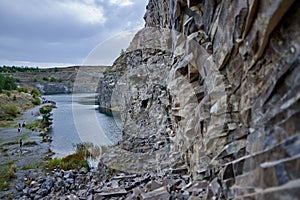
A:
[7,166,222,199]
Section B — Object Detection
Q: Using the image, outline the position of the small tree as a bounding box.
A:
[39,106,53,128]
[120,49,125,57]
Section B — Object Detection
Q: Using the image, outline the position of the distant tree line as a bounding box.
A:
[0,65,59,73]
[0,65,46,73]
[0,74,17,92]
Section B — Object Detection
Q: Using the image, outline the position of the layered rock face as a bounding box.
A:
[99,0,300,198]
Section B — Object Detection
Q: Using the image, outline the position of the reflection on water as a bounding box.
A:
[45,93,121,158]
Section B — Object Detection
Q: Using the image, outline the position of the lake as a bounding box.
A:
[44,93,122,158]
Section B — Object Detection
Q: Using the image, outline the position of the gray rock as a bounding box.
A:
[36,188,49,196]
[63,172,72,179]
[30,180,39,187]
[30,186,40,194]
[54,178,65,192]
[79,167,88,174]
[34,195,42,200]
[22,187,30,195]
[66,194,79,200]
[54,172,62,178]
[41,177,54,191]
[66,178,74,184]
[16,182,26,191]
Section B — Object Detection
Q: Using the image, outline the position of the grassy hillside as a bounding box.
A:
[0,90,36,127]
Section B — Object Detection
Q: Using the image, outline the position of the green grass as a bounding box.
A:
[46,142,103,170]
[0,119,14,128]
[25,119,41,130]
[0,160,18,191]
[5,104,19,117]
[47,152,89,170]
[20,161,45,170]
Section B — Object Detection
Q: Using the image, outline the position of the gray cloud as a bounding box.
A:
[0,0,147,67]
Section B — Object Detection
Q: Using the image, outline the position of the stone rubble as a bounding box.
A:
[12,166,232,200]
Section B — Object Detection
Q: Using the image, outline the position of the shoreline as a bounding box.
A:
[0,96,218,200]
[0,102,55,198]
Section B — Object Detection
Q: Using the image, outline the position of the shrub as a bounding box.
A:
[17,87,28,93]
[32,98,41,105]
[31,88,40,97]
[0,74,17,91]
[61,152,89,170]
[6,91,11,97]
[47,143,96,170]
[49,77,56,82]
[5,104,19,117]
[47,157,62,169]
[8,165,16,179]
[25,119,41,130]
[47,152,89,170]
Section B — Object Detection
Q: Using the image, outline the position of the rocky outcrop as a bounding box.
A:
[98,0,300,199]
[34,83,71,94]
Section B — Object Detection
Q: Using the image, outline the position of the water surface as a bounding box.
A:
[44,93,121,158]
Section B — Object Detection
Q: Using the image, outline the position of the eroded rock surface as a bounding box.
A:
[98,0,300,199]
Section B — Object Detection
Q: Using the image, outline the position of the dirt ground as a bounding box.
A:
[0,104,53,198]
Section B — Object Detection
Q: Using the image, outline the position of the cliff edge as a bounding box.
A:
[99,0,300,199]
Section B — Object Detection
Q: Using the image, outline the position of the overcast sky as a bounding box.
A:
[0,0,147,67]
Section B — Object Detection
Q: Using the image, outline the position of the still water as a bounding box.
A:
[44,93,121,158]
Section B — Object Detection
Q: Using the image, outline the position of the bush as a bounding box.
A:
[31,88,40,98]
[0,74,17,92]
[17,87,28,93]
[6,91,11,97]
[49,77,56,82]
[47,152,89,170]
[47,143,97,170]
[61,152,89,170]
[8,165,16,179]
[47,157,62,169]
[25,119,41,130]
[32,98,41,105]
[5,104,19,117]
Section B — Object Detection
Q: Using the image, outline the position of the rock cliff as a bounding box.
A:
[98,0,300,199]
